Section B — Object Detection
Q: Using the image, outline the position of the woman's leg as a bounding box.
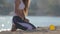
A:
[18,22,36,30]
[11,16,36,31]
[11,16,27,31]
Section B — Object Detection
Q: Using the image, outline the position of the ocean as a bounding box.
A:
[0,16,60,31]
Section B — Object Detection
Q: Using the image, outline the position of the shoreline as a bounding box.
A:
[0,26,60,34]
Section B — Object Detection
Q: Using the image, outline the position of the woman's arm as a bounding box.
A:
[23,0,30,16]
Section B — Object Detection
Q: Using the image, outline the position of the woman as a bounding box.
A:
[11,0,36,32]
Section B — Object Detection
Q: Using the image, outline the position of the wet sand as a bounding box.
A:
[0,26,60,34]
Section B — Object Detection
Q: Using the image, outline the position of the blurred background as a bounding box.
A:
[0,0,60,31]
[0,0,60,16]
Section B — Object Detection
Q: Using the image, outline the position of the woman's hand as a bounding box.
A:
[24,18,29,23]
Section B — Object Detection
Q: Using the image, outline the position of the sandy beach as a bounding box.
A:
[0,26,60,34]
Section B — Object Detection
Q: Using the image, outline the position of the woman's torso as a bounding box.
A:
[14,0,25,16]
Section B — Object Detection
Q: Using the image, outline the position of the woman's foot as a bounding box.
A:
[11,24,17,32]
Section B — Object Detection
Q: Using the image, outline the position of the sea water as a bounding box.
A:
[0,16,60,31]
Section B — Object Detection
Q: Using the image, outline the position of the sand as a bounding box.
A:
[0,26,60,34]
